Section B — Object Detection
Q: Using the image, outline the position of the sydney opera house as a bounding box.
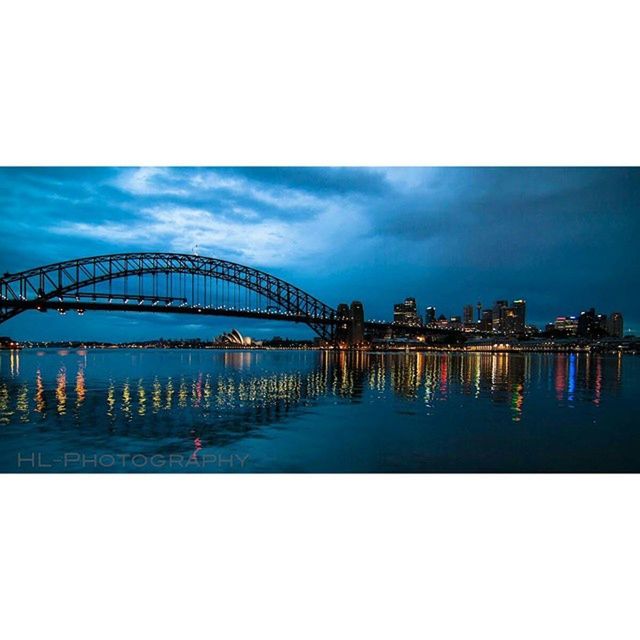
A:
[215,329,255,346]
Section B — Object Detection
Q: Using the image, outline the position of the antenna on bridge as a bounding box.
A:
[193,244,199,256]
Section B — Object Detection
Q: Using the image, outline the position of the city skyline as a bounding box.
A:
[1,167,638,340]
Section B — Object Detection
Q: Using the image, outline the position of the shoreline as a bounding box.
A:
[5,345,637,355]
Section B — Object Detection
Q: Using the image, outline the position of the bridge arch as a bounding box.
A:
[0,252,337,339]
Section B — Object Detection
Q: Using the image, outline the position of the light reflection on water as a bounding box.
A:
[0,348,636,472]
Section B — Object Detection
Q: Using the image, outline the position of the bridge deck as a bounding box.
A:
[0,299,452,335]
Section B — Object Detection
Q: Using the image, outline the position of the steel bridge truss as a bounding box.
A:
[0,252,338,340]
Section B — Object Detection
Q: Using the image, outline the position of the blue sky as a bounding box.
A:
[0,167,638,340]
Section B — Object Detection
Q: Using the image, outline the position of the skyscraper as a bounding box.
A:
[597,313,608,333]
[554,316,578,335]
[394,297,421,326]
[513,299,526,333]
[425,306,436,325]
[335,303,351,343]
[463,304,474,325]
[577,308,606,338]
[502,307,519,335]
[607,312,624,338]
[492,300,508,332]
[480,309,493,331]
[334,301,365,344]
[350,301,365,344]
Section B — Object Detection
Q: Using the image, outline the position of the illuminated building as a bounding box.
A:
[597,313,608,333]
[577,308,606,338]
[0,336,20,349]
[335,301,365,345]
[498,300,526,335]
[463,304,474,325]
[492,300,508,332]
[554,316,578,334]
[335,303,351,342]
[350,301,365,344]
[394,297,421,326]
[425,306,436,325]
[607,312,623,338]
[502,307,520,335]
[513,299,526,333]
[488,299,526,335]
[215,329,253,346]
[480,309,493,331]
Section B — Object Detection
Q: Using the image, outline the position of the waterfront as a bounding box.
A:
[0,348,638,472]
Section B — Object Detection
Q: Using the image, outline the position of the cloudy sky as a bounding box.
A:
[0,167,638,340]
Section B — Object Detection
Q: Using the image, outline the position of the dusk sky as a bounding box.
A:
[1,167,638,340]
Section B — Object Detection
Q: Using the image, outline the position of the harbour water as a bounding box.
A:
[0,348,638,472]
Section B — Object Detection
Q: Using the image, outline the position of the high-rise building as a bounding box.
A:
[480,309,493,332]
[492,300,509,332]
[425,306,436,325]
[577,308,606,338]
[335,303,351,343]
[394,297,421,326]
[350,301,365,344]
[597,313,608,334]
[607,312,624,338]
[502,307,520,335]
[513,299,526,333]
[554,316,578,335]
[334,301,365,344]
[463,304,474,325]
[476,302,482,322]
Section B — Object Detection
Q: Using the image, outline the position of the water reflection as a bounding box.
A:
[0,350,627,448]
[0,381,12,425]
[10,350,20,377]
[35,370,46,415]
[122,381,132,422]
[75,366,86,410]
[55,366,67,416]
[107,381,116,421]
[137,379,146,416]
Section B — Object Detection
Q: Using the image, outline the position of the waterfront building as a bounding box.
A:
[463,304,474,325]
[480,309,493,332]
[425,306,436,325]
[492,300,509,332]
[499,299,526,335]
[513,299,526,333]
[350,301,365,344]
[577,308,606,338]
[502,307,520,335]
[394,297,421,326]
[215,329,253,346]
[0,336,19,349]
[335,301,365,344]
[607,312,624,338]
[597,313,608,333]
[335,303,351,343]
[554,316,578,334]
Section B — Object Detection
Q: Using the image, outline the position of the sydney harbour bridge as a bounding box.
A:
[0,252,452,342]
